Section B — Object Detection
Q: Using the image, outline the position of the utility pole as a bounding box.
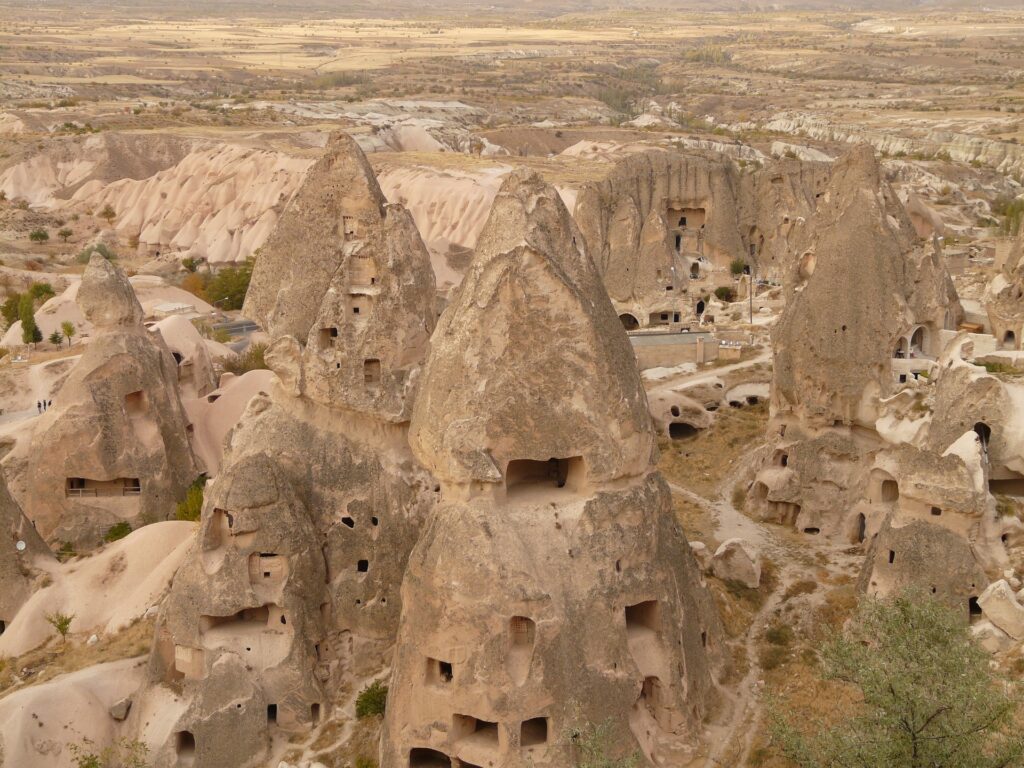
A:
[749,270,754,325]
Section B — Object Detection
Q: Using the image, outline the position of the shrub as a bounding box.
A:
[104,521,132,543]
[99,204,116,224]
[355,680,388,718]
[179,272,208,301]
[58,227,73,242]
[176,476,207,522]
[45,611,75,643]
[28,228,49,243]
[729,258,748,276]
[222,343,268,376]
[181,256,200,273]
[1,294,21,327]
[48,330,63,346]
[714,286,736,302]
[355,759,377,768]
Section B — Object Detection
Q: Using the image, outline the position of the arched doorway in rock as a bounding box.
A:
[690,262,700,279]
[1004,330,1017,350]
[619,313,639,331]
[974,422,992,452]
[910,326,926,356]
[695,300,705,316]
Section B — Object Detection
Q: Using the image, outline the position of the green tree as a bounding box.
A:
[28,281,54,301]
[19,293,41,344]
[714,286,736,302]
[355,680,388,718]
[48,330,63,346]
[61,320,76,347]
[771,589,1024,768]
[58,227,73,243]
[99,204,116,225]
[205,258,254,311]
[45,611,75,644]
[1,293,22,327]
[175,476,207,522]
[730,258,748,276]
[28,228,49,243]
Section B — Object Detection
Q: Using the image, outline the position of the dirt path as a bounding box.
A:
[671,457,798,767]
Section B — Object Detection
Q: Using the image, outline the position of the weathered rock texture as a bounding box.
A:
[574,149,830,326]
[746,147,1018,615]
[0,473,51,632]
[985,228,1024,352]
[385,171,723,768]
[133,134,438,768]
[24,256,200,547]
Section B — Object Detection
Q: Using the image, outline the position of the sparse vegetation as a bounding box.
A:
[715,286,736,302]
[70,738,149,768]
[28,228,49,243]
[221,342,268,376]
[76,243,116,264]
[569,719,641,768]
[104,521,133,543]
[45,611,75,644]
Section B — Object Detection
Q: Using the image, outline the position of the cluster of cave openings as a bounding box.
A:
[175,731,196,767]
[452,715,500,752]
[619,314,639,331]
[351,255,378,286]
[364,359,382,388]
[505,457,584,495]
[426,657,454,686]
[319,326,339,348]
[521,718,549,748]
[65,477,141,497]
[124,389,149,415]
[408,748,452,768]
[248,553,287,587]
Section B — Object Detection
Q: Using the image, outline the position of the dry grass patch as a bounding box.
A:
[0,617,154,699]
[657,401,769,499]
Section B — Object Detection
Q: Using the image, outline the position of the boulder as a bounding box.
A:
[979,579,1024,640]
[711,538,761,589]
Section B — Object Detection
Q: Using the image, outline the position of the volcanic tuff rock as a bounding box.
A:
[574,149,830,326]
[771,146,959,428]
[133,135,438,768]
[985,227,1024,352]
[23,256,200,547]
[385,170,723,768]
[0,473,51,630]
[409,169,655,488]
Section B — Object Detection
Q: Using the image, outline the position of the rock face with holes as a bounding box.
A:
[0,473,51,631]
[131,136,438,768]
[23,256,200,548]
[747,147,962,542]
[985,228,1024,352]
[771,146,959,430]
[574,149,831,328]
[384,171,724,768]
